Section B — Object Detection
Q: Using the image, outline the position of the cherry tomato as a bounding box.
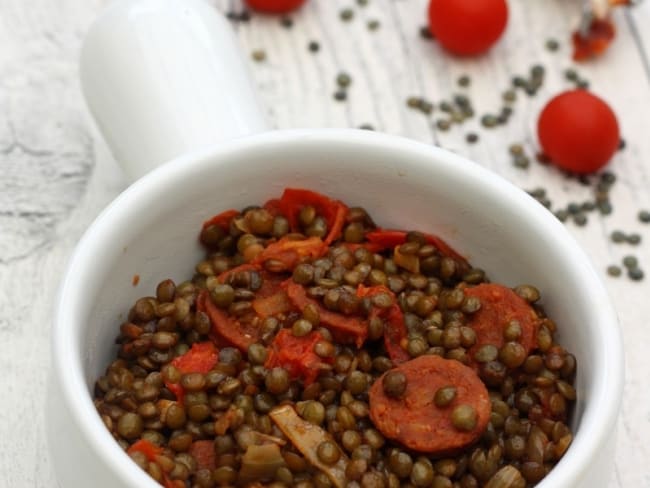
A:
[427,0,508,56]
[537,90,620,174]
[245,0,306,14]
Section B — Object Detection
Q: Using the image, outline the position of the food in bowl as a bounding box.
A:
[93,188,577,487]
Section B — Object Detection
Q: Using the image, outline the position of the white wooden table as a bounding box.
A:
[1,0,649,486]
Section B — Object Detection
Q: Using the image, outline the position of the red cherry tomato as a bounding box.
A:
[537,90,620,174]
[245,0,306,14]
[427,0,508,56]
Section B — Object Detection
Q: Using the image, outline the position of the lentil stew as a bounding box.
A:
[94,188,576,488]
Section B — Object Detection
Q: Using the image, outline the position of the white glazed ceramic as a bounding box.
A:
[46,1,624,487]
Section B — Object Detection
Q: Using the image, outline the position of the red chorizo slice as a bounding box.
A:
[369,355,490,454]
[464,283,540,366]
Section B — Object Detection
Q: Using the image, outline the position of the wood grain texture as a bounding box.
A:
[1,0,649,486]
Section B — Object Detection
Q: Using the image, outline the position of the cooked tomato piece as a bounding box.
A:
[253,236,328,271]
[283,280,367,347]
[572,18,615,61]
[357,285,409,364]
[278,188,348,245]
[197,290,260,352]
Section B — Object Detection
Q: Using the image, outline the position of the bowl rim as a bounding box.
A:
[51,128,624,487]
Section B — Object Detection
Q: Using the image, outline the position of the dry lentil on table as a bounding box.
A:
[339,8,354,21]
[367,19,380,31]
[93,191,577,488]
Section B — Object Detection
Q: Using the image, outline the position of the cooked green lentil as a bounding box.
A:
[94,191,577,488]
[451,404,478,431]
[434,385,456,408]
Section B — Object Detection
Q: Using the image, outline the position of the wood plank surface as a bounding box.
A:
[1,0,649,486]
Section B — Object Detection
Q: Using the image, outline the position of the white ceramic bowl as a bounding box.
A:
[46,1,623,487]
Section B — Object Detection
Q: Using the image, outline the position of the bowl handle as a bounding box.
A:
[80,0,268,181]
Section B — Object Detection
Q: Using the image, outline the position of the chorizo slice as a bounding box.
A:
[369,355,490,454]
[464,283,540,366]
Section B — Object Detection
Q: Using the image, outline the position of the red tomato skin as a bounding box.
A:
[245,0,306,14]
[537,90,620,174]
[428,0,508,56]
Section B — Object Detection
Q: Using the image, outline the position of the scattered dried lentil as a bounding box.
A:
[457,75,471,87]
[513,155,530,169]
[340,8,354,21]
[334,90,347,102]
[531,65,545,79]
[420,100,434,115]
[509,144,524,156]
[407,96,421,109]
[536,152,551,165]
[601,171,617,185]
[512,76,527,88]
[628,267,644,281]
[581,201,596,212]
[623,255,638,269]
[251,49,266,62]
[607,265,622,277]
[367,20,380,31]
[466,133,479,144]
[420,26,433,39]
[638,210,650,223]
[598,201,613,215]
[337,72,352,88]
[528,188,546,199]
[564,68,579,81]
[502,90,517,103]
[481,114,499,128]
[554,210,569,222]
[572,213,588,226]
[436,119,451,131]
[567,202,582,214]
[545,38,560,51]
[627,233,642,245]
